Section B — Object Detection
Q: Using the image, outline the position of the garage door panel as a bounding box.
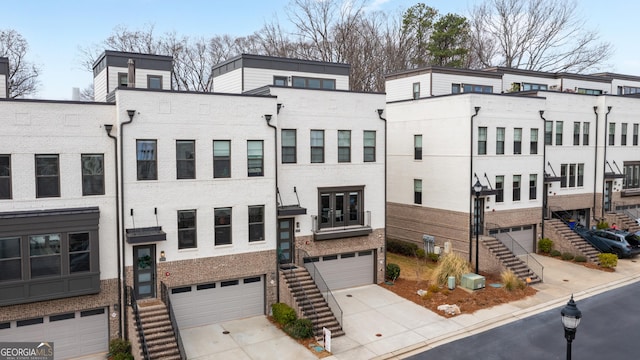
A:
[308,251,374,290]
[495,227,534,254]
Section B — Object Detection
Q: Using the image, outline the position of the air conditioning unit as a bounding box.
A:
[461,273,485,290]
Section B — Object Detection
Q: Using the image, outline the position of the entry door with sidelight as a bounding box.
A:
[278,219,294,265]
[134,245,156,299]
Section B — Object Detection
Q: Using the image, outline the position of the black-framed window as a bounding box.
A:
[573,122,580,146]
[577,88,602,95]
[0,237,21,281]
[281,129,296,164]
[414,135,422,160]
[609,123,615,145]
[213,140,231,178]
[555,121,563,146]
[583,122,590,146]
[514,128,522,154]
[136,140,157,180]
[363,131,376,162]
[560,163,584,188]
[634,124,639,146]
[177,210,197,249]
[529,174,537,200]
[530,128,538,154]
[0,155,11,199]
[569,164,576,187]
[414,179,422,205]
[495,176,504,203]
[35,154,60,198]
[622,123,628,146]
[578,164,584,187]
[311,130,324,163]
[496,127,505,155]
[338,130,351,163]
[459,84,493,93]
[561,164,567,188]
[247,140,264,177]
[147,75,162,89]
[522,83,547,91]
[292,76,335,89]
[451,84,461,93]
[118,72,128,87]
[274,76,287,86]
[176,140,195,179]
[544,121,553,145]
[214,207,232,245]
[81,154,104,196]
[68,232,90,273]
[478,127,487,155]
[29,233,61,278]
[248,205,265,242]
[624,162,640,189]
[318,187,364,229]
[513,175,521,201]
[412,82,420,99]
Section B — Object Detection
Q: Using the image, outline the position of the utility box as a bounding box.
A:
[461,273,485,290]
[423,235,435,254]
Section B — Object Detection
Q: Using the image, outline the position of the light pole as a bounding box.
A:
[473,180,482,274]
[561,295,582,360]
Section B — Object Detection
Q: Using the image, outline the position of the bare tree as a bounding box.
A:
[0,29,40,98]
[79,84,94,101]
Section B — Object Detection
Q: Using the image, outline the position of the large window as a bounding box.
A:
[577,88,602,95]
[544,121,553,145]
[414,179,422,205]
[569,164,576,187]
[609,123,616,145]
[523,83,547,91]
[136,140,157,180]
[68,232,90,273]
[0,237,21,281]
[319,187,363,229]
[578,164,584,187]
[338,130,351,163]
[292,76,335,89]
[634,124,639,146]
[281,129,296,164]
[495,176,504,203]
[583,122,590,146]
[529,174,537,200]
[176,140,195,179]
[530,129,538,154]
[35,154,60,198]
[213,140,231,178]
[147,75,162,89]
[177,210,197,249]
[311,130,324,163]
[622,123,628,146]
[247,140,264,177]
[0,155,11,199]
[514,128,522,154]
[478,127,487,155]
[81,154,104,196]
[512,175,521,201]
[452,83,493,93]
[412,82,420,99]
[573,122,580,146]
[555,121,563,146]
[29,234,61,278]
[561,163,584,188]
[363,131,376,162]
[496,127,505,155]
[214,208,232,245]
[624,162,640,189]
[248,205,265,242]
[414,135,422,160]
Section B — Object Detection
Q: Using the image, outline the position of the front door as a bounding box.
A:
[278,219,294,265]
[604,180,613,212]
[133,245,156,299]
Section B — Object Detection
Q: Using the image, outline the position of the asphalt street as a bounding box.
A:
[406,281,640,360]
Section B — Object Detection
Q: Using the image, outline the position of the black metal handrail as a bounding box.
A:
[161,282,186,359]
[485,223,544,282]
[127,286,150,360]
[296,249,343,329]
[311,211,371,232]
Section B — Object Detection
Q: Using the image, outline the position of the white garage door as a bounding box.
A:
[170,276,264,329]
[305,250,374,290]
[493,225,535,253]
[0,308,108,359]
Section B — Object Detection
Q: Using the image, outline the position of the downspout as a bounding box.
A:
[469,106,481,264]
[592,106,599,222]
[602,106,613,217]
[104,124,122,337]
[377,109,387,282]
[539,111,546,240]
[121,109,136,340]
[264,114,278,302]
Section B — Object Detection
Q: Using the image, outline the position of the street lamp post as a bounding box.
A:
[561,295,582,360]
[473,180,482,274]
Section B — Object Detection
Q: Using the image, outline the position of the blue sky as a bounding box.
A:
[4,0,638,100]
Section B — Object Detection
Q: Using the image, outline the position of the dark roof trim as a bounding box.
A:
[0,206,99,219]
[253,85,385,96]
[592,72,640,82]
[604,172,625,179]
[385,91,546,105]
[126,226,167,244]
[0,97,116,105]
[386,66,503,80]
[213,54,350,78]
[92,50,173,70]
[115,86,277,99]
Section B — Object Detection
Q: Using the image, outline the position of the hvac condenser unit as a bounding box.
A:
[461,273,485,290]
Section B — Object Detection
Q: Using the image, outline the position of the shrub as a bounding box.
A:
[387,239,419,256]
[108,339,133,360]
[386,263,401,282]
[415,248,426,259]
[596,220,609,229]
[284,318,314,339]
[550,250,562,257]
[430,253,471,286]
[272,303,297,326]
[427,283,440,293]
[501,270,526,291]
[574,255,587,263]
[599,253,618,268]
[561,252,574,261]
[427,252,440,262]
[538,238,553,254]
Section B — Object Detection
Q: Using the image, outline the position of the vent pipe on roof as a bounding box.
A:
[127,59,135,88]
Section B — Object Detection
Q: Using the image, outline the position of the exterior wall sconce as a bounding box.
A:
[160,251,166,261]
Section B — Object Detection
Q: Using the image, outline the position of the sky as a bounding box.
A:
[3,0,639,100]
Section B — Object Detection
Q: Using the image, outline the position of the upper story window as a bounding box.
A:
[530,128,538,154]
[478,127,487,155]
[451,83,493,93]
[338,130,351,163]
[281,129,296,164]
[414,135,422,160]
[514,128,522,154]
[363,131,376,162]
[583,123,590,146]
[248,205,265,242]
[274,76,288,86]
[414,179,422,205]
[292,76,335,90]
[311,130,325,163]
[81,154,105,196]
[35,154,60,198]
[247,140,264,177]
[0,155,11,199]
[29,234,62,278]
[0,237,20,282]
[623,162,640,189]
[512,175,521,201]
[577,88,602,95]
[544,121,553,145]
[318,187,363,229]
[176,140,195,179]
[147,75,162,89]
[560,163,584,188]
[495,176,504,203]
[214,207,232,246]
[522,83,547,91]
[118,72,128,87]
[213,140,231,178]
[529,174,537,200]
[496,127,505,155]
[136,140,157,180]
[620,86,640,95]
[177,210,197,249]
[609,123,616,145]
[555,121,563,146]
[573,122,580,146]
[634,124,639,146]
[412,82,420,99]
[622,123,628,146]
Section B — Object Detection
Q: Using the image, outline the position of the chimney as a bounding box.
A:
[127,59,135,88]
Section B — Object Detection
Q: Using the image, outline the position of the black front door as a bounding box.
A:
[133,245,156,299]
[278,219,294,265]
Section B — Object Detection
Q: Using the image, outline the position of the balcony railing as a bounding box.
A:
[311,211,371,240]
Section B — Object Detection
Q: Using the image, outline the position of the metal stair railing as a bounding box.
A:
[546,207,609,256]
[283,261,319,332]
[484,223,544,282]
[126,286,150,360]
[296,249,343,329]
[160,282,186,360]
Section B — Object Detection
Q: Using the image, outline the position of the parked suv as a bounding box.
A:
[576,228,640,258]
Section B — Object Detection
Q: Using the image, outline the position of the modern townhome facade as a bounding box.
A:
[385,65,640,273]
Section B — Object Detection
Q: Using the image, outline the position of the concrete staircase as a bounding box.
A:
[281,266,345,338]
[545,219,601,264]
[135,300,181,360]
[612,212,640,233]
[482,238,542,285]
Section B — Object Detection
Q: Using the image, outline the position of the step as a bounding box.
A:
[145,341,178,354]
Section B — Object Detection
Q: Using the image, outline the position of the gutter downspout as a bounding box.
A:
[377,109,387,282]
[104,124,122,337]
[602,106,613,217]
[469,106,480,264]
[121,109,136,340]
[539,111,546,240]
[264,114,278,303]
[592,106,599,222]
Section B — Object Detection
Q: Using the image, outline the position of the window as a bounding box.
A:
[147,75,162,89]
[35,154,60,198]
[478,127,487,155]
[281,130,296,164]
[213,140,231,178]
[544,121,552,145]
[578,164,584,187]
[338,130,351,163]
[513,175,521,201]
[29,234,61,278]
[522,83,547,91]
[311,130,325,163]
[414,135,422,160]
[609,123,616,145]
[561,164,567,188]
[176,140,195,179]
[273,76,287,86]
[0,237,21,281]
[555,121,563,145]
[451,84,460,93]
[529,174,537,200]
[214,208,232,245]
[624,162,640,189]
[514,128,522,154]
[177,210,197,249]
[292,76,335,89]
[118,72,128,87]
[621,86,640,95]
[248,205,265,242]
[318,187,364,229]
[496,127,505,155]
[464,84,492,93]
[634,124,639,146]
[583,123,590,146]
[68,232,90,273]
[363,131,376,162]
[247,141,264,177]
[577,88,602,95]
[81,154,104,196]
[495,176,504,203]
[412,82,420,99]
[573,122,580,145]
[561,163,584,188]
[622,123,628,146]
[414,179,422,205]
[569,164,576,187]
[0,155,11,199]
[136,140,157,180]
[530,129,538,154]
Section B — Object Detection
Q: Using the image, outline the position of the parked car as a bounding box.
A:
[575,227,640,258]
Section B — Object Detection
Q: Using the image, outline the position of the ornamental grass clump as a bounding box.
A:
[430,253,471,287]
[501,269,526,291]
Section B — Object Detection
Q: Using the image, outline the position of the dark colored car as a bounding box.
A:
[575,227,640,258]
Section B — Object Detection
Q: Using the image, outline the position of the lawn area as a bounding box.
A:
[386,252,438,282]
